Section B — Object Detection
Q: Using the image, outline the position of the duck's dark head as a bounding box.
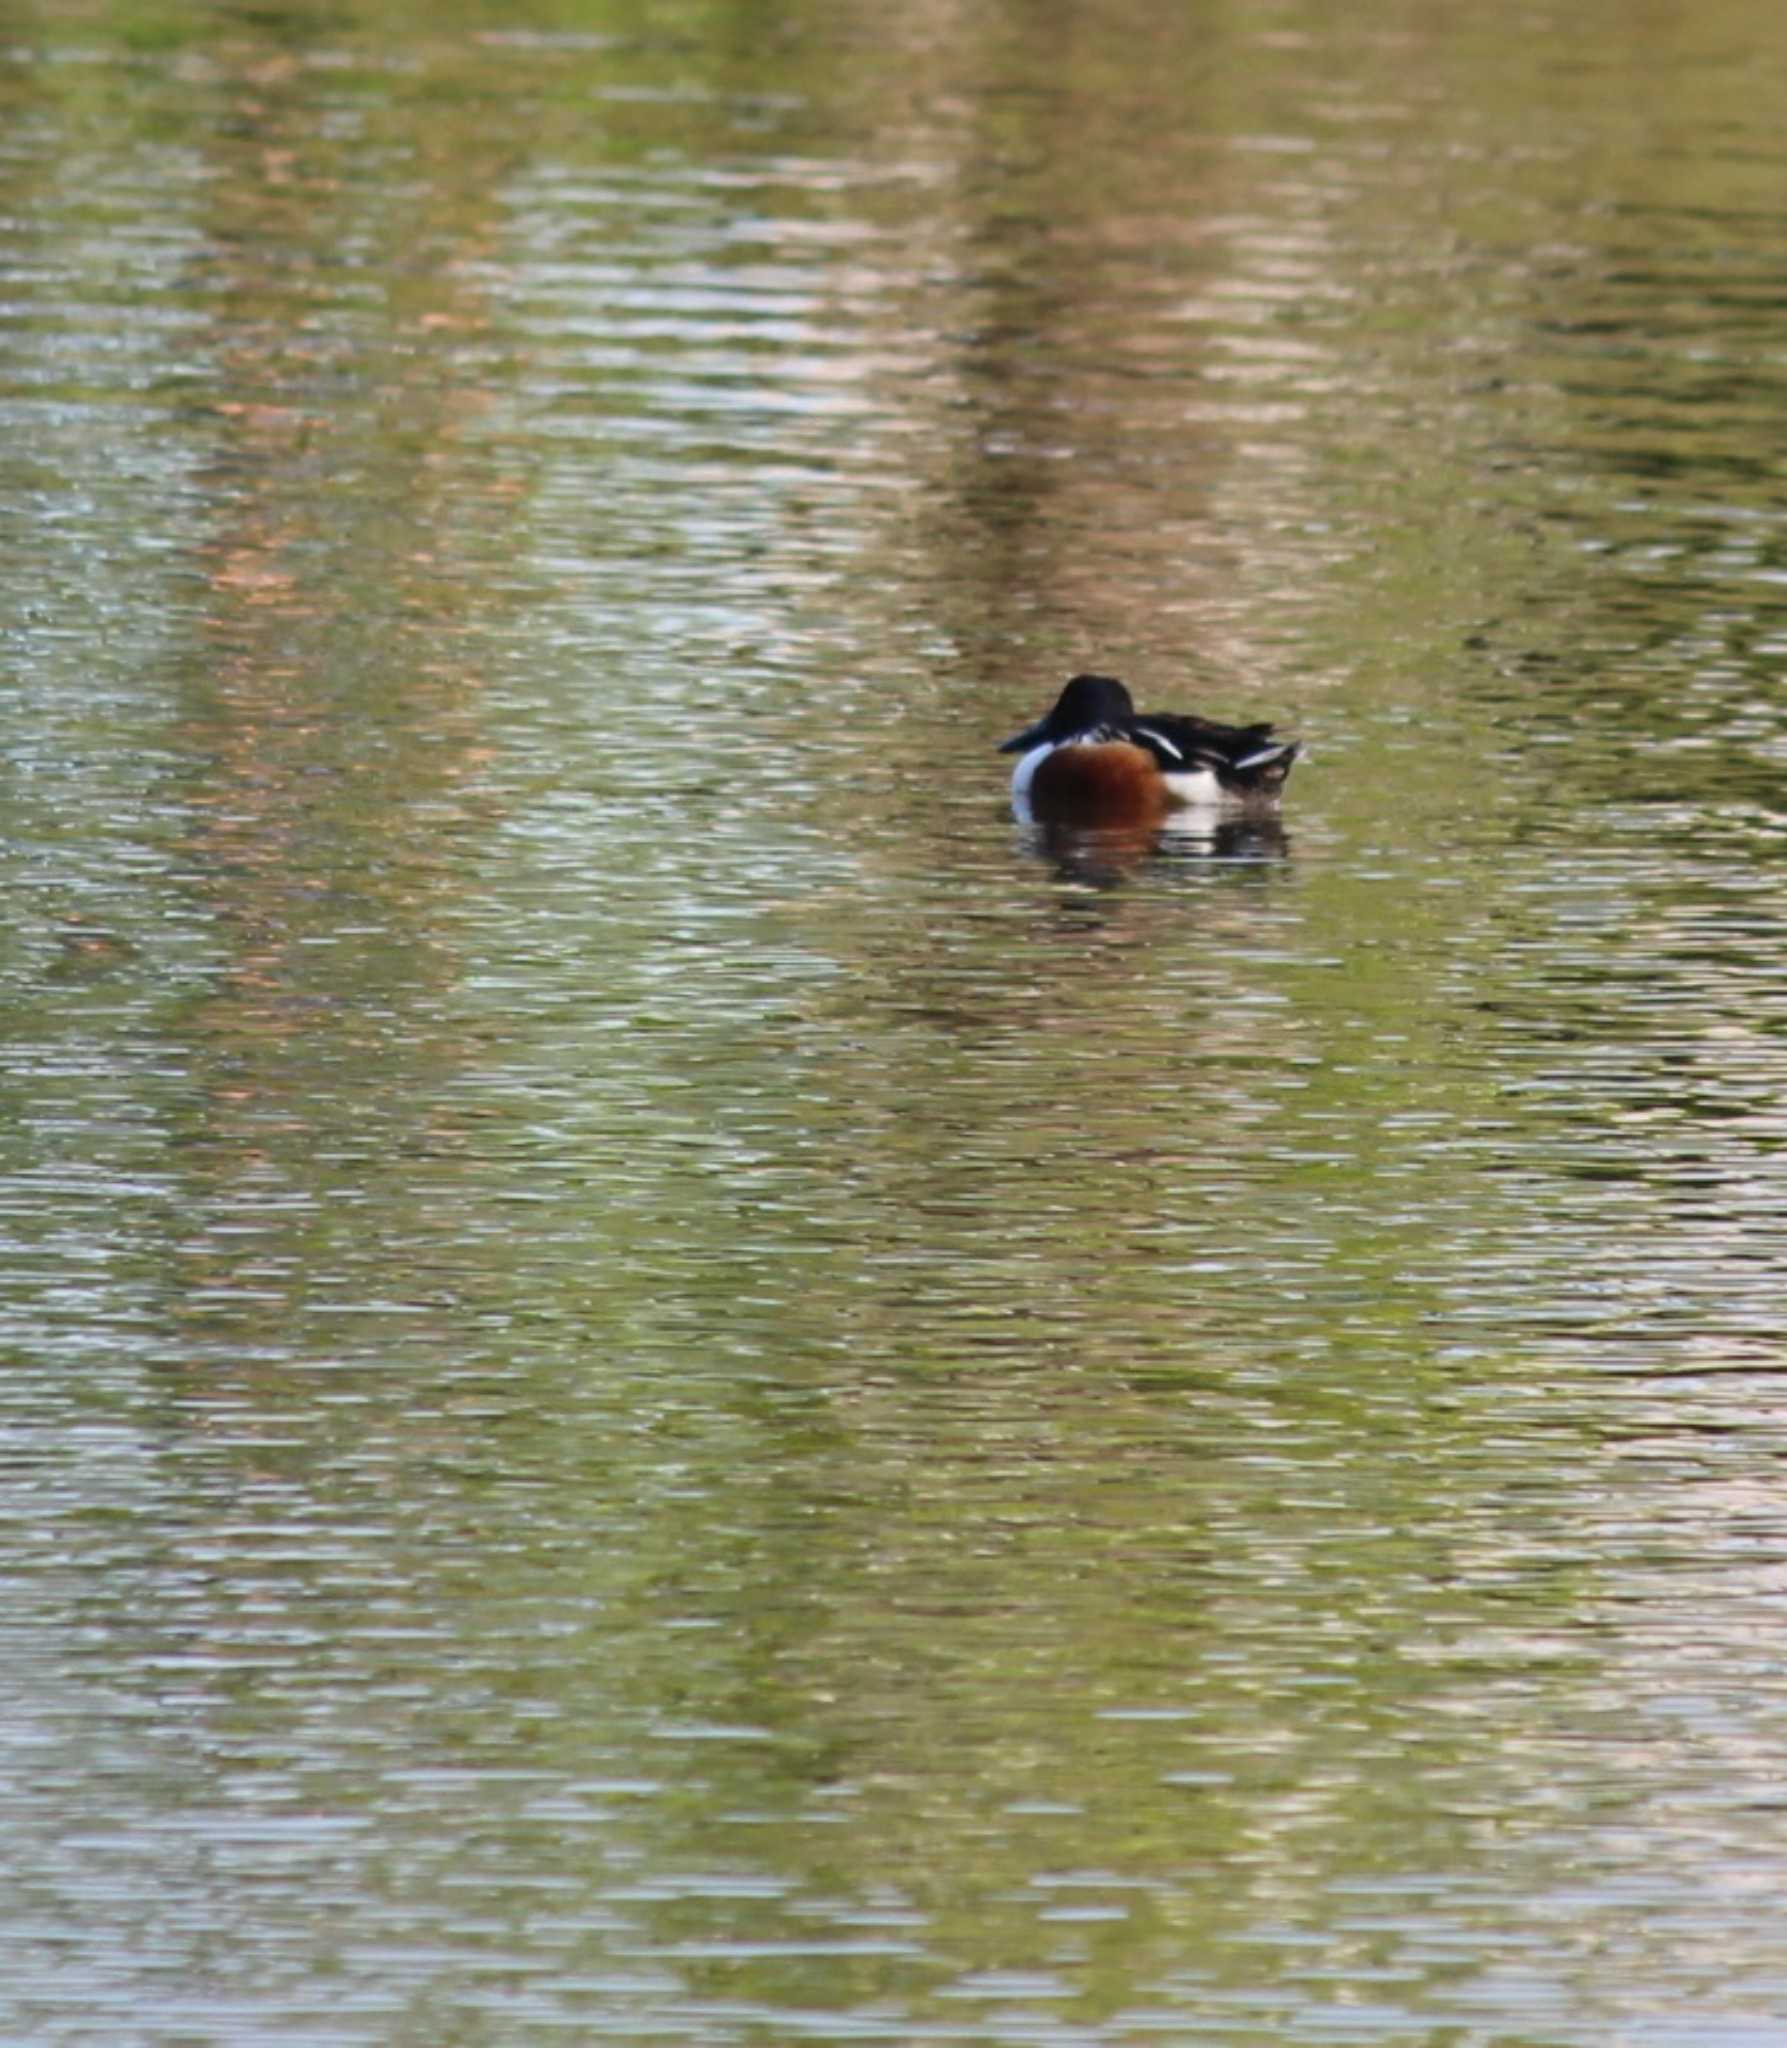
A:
[999,673,1136,753]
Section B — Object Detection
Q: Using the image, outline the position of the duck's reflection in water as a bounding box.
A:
[1018,812,1289,887]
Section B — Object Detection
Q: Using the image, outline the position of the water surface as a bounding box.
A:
[7,0,1787,2040]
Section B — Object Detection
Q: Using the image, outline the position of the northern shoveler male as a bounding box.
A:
[1000,673,1300,824]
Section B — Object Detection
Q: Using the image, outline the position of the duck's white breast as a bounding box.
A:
[1009,740,1055,805]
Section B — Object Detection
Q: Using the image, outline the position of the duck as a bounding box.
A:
[999,673,1300,824]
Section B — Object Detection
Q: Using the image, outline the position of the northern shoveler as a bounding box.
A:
[999,673,1300,824]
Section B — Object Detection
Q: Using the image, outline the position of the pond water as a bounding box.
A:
[7,0,1787,2040]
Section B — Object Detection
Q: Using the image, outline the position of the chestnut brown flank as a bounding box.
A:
[1028,741,1169,823]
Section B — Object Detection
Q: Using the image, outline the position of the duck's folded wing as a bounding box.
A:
[1133,714,1279,770]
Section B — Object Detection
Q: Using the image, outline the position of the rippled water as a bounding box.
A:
[8,0,1787,2040]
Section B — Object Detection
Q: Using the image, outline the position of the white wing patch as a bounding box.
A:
[1132,722,1184,761]
[1160,766,1225,807]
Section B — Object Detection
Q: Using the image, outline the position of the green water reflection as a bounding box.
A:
[7,0,1787,2040]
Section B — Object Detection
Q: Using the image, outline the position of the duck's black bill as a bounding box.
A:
[998,720,1044,754]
